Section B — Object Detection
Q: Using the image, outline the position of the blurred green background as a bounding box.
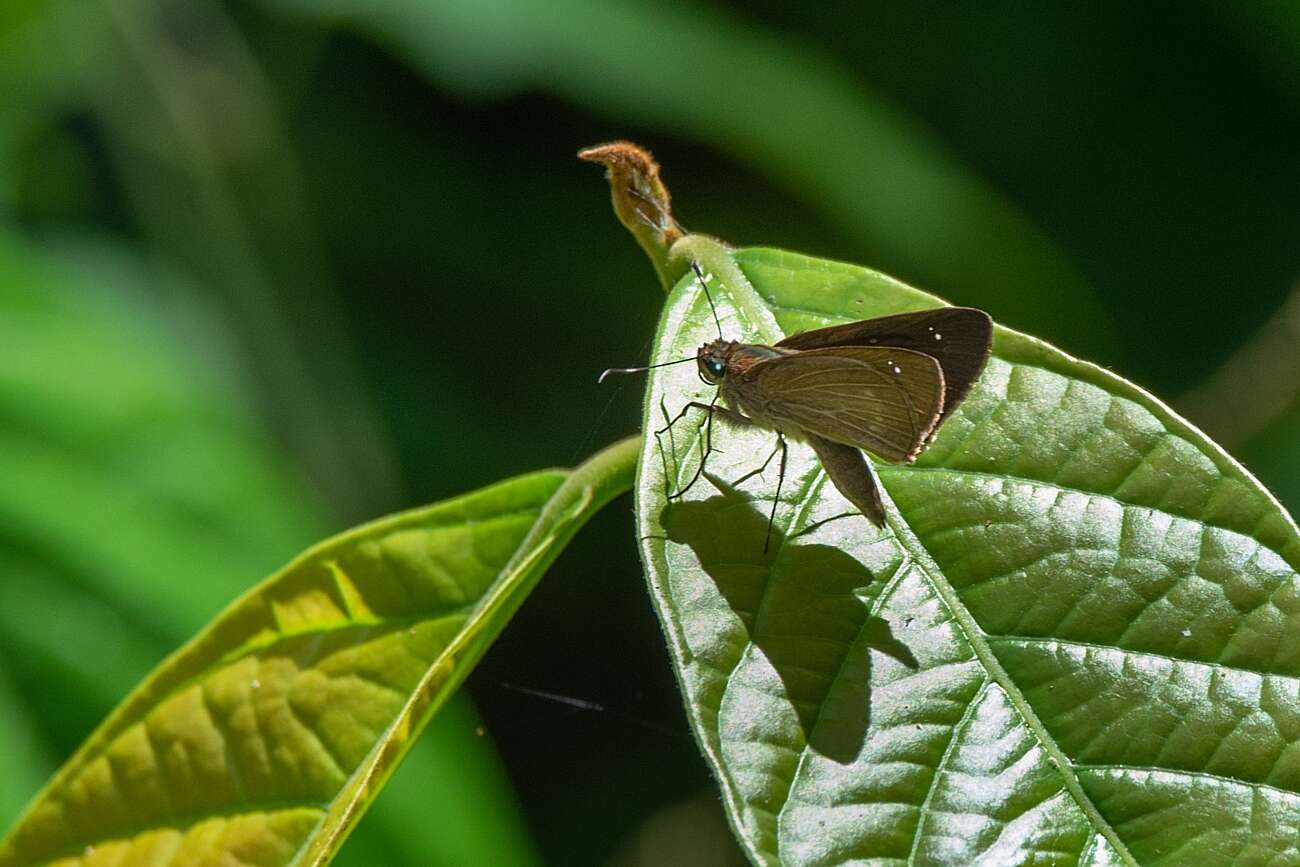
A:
[2,2,1299,865]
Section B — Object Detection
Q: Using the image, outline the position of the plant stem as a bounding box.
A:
[669,234,783,344]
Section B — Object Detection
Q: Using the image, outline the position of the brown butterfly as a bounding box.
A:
[602,264,993,546]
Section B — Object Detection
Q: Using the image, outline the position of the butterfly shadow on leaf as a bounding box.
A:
[659,475,917,765]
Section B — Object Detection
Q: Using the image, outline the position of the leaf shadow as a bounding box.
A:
[660,476,917,764]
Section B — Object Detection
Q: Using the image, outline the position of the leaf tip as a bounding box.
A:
[579,140,685,289]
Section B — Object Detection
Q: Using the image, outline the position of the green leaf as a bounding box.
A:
[0,204,542,863]
[637,237,1300,866]
[0,428,635,865]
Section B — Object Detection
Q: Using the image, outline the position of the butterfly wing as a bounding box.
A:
[742,346,945,463]
[775,307,991,422]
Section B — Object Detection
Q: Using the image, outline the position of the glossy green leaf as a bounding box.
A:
[0,228,543,864]
[0,436,636,867]
[637,237,1300,866]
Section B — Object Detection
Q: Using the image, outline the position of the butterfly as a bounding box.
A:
[604,264,993,547]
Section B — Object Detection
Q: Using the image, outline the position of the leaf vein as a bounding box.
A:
[906,679,991,866]
[885,465,1297,572]
[988,634,1300,691]
[1076,763,1300,803]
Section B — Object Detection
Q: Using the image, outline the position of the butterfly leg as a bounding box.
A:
[762,434,789,554]
[654,397,716,499]
[789,510,862,539]
[655,397,755,499]
[806,435,887,528]
[676,399,765,499]
[656,396,682,486]
[732,434,784,486]
[655,398,707,437]
[670,395,721,499]
[654,396,716,491]
[728,431,790,552]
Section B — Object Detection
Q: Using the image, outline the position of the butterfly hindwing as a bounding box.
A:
[775,307,991,422]
[806,435,886,526]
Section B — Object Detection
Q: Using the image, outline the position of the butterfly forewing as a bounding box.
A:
[741,346,945,463]
[775,307,991,423]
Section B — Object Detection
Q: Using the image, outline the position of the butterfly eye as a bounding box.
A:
[708,359,726,378]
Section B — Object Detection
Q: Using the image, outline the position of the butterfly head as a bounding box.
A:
[696,340,737,385]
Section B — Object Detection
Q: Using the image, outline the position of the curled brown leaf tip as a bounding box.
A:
[580,141,684,287]
[579,141,682,239]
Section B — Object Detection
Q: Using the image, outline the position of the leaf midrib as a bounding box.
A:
[882,501,1140,867]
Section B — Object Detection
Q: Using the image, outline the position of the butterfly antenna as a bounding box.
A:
[691,262,724,340]
[597,355,696,384]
